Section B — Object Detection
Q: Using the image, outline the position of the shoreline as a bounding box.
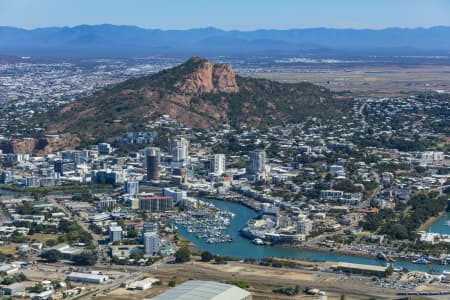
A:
[284,243,378,260]
[203,195,448,267]
[419,211,447,232]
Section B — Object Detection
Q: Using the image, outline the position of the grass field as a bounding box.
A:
[0,244,17,255]
[27,233,61,243]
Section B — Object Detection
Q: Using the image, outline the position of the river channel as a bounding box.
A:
[177,198,450,274]
[1,188,448,273]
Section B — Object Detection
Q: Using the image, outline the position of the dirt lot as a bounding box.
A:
[97,262,397,300]
[0,243,17,254]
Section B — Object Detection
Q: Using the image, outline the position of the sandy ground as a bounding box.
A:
[253,65,450,95]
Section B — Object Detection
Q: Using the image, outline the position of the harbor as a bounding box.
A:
[174,198,234,244]
[176,197,450,274]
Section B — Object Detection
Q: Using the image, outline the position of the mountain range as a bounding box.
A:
[1,25,450,57]
[42,57,351,145]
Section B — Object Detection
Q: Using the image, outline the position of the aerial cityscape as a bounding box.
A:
[0,1,449,299]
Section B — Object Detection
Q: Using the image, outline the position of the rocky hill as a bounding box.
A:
[45,57,351,144]
[0,134,80,155]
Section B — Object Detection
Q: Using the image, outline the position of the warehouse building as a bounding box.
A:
[66,272,109,284]
[151,280,252,300]
[2,282,26,295]
[333,262,388,277]
[128,277,160,290]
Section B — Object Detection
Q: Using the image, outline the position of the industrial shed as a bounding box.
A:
[66,272,108,284]
[151,280,252,300]
[333,262,388,277]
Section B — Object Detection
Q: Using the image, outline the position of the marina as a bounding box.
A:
[174,199,235,244]
[177,197,450,274]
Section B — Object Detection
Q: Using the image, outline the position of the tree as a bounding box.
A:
[214,255,227,264]
[72,252,97,266]
[273,285,299,296]
[228,280,250,289]
[174,247,190,263]
[27,284,44,293]
[45,239,57,247]
[384,265,394,277]
[200,251,213,262]
[168,280,176,287]
[127,229,138,238]
[41,249,62,262]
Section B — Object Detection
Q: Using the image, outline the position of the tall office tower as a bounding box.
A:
[248,149,266,174]
[210,154,226,175]
[146,147,160,180]
[124,180,139,197]
[168,136,189,163]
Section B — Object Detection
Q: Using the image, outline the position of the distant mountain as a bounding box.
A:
[44,57,351,144]
[1,25,450,57]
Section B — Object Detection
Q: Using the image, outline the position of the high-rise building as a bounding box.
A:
[210,154,226,175]
[98,196,117,211]
[172,168,188,184]
[169,136,189,163]
[143,232,159,256]
[163,187,187,202]
[1,171,11,184]
[54,159,76,176]
[139,196,173,212]
[248,150,266,174]
[296,218,313,235]
[124,180,139,197]
[142,221,158,235]
[98,143,112,154]
[142,221,158,242]
[109,226,123,242]
[146,147,160,180]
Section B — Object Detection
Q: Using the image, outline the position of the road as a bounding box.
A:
[358,101,368,129]
[48,196,102,246]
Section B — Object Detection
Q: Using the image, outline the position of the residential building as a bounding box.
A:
[143,232,159,256]
[249,150,266,174]
[139,196,173,212]
[169,136,189,163]
[109,226,123,242]
[210,154,226,175]
[98,143,112,154]
[163,187,187,203]
[124,180,139,197]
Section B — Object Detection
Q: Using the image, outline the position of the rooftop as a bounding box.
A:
[334,262,388,272]
[151,280,251,300]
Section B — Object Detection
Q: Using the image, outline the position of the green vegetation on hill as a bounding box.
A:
[41,57,351,144]
[362,192,447,240]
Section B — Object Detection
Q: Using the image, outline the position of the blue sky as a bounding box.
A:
[1,0,450,30]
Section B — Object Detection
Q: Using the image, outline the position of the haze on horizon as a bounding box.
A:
[1,0,450,30]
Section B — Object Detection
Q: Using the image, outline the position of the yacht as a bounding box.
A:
[413,257,430,264]
[252,238,264,245]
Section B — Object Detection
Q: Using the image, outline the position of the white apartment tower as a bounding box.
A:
[169,136,189,163]
[143,232,159,256]
[210,154,226,175]
[249,150,266,174]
